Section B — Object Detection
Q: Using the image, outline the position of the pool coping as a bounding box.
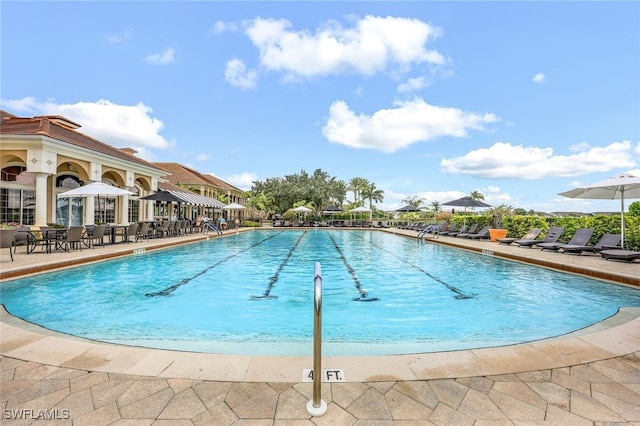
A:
[2,305,640,383]
[2,228,639,383]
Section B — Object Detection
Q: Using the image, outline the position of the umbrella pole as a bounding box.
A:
[621,193,626,249]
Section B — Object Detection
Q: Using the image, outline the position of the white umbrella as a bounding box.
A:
[57,182,134,226]
[559,173,640,249]
[291,206,313,213]
[350,205,371,222]
[224,202,246,210]
[57,181,134,198]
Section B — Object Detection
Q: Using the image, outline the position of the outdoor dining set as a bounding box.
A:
[2,219,211,261]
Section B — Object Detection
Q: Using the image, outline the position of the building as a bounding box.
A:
[0,110,239,227]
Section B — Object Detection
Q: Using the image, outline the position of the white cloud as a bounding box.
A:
[211,20,239,34]
[225,58,258,90]
[145,47,175,65]
[244,15,446,80]
[532,72,545,84]
[322,97,499,153]
[440,140,638,179]
[106,29,133,45]
[397,76,429,93]
[1,97,172,152]
[220,171,258,191]
[196,154,211,162]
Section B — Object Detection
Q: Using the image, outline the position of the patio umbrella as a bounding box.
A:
[139,190,185,203]
[558,173,640,249]
[291,205,313,221]
[57,181,134,198]
[442,196,492,226]
[224,202,246,210]
[350,205,371,222]
[140,190,186,220]
[57,182,134,224]
[395,205,420,212]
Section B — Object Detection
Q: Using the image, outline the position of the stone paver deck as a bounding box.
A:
[1,227,639,424]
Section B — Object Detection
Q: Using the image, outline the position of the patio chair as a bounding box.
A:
[83,224,106,248]
[1,228,16,261]
[497,228,541,245]
[514,226,565,248]
[136,222,151,242]
[537,228,594,252]
[121,222,139,243]
[559,233,622,255]
[155,221,170,238]
[60,226,84,252]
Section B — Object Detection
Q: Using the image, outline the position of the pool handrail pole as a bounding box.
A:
[306,262,327,416]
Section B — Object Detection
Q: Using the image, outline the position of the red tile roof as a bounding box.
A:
[153,162,240,192]
[1,110,166,172]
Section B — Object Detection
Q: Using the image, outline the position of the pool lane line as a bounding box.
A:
[145,232,284,297]
[328,233,380,302]
[250,231,307,300]
[353,233,475,300]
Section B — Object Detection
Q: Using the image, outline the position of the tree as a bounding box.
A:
[470,190,485,200]
[330,179,348,208]
[348,177,370,204]
[430,200,441,215]
[402,195,424,209]
[362,182,384,221]
[629,201,640,217]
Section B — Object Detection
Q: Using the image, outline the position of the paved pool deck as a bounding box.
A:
[1,227,639,424]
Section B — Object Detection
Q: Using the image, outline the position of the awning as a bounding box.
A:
[167,190,225,208]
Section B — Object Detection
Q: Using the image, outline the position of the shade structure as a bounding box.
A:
[350,205,371,221]
[140,190,186,203]
[442,196,492,209]
[291,206,313,213]
[442,196,492,226]
[395,205,420,212]
[57,181,134,198]
[558,173,640,248]
[224,202,246,210]
[322,205,343,213]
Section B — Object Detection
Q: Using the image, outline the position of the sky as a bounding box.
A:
[2,1,639,213]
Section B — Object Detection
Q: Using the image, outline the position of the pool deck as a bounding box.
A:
[1,227,639,424]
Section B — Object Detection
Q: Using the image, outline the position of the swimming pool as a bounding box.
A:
[2,230,639,356]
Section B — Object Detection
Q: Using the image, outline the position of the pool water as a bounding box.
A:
[2,230,639,356]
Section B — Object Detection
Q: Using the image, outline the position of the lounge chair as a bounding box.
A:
[436,223,455,235]
[537,228,594,252]
[600,249,640,263]
[449,224,475,237]
[514,226,565,248]
[559,233,621,255]
[463,225,492,239]
[497,228,541,245]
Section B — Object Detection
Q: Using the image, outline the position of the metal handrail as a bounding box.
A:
[307,262,327,416]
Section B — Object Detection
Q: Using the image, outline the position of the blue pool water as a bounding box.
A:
[1,230,639,356]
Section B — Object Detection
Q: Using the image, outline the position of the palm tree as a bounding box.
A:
[470,190,485,200]
[402,195,424,209]
[431,200,441,216]
[348,177,370,204]
[362,183,384,221]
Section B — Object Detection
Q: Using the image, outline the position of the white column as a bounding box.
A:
[35,173,48,226]
[120,195,129,224]
[146,200,154,221]
[86,196,95,225]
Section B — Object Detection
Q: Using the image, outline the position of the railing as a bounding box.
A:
[306,262,327,416]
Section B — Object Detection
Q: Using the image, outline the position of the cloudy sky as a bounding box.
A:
[2,1,639,212]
